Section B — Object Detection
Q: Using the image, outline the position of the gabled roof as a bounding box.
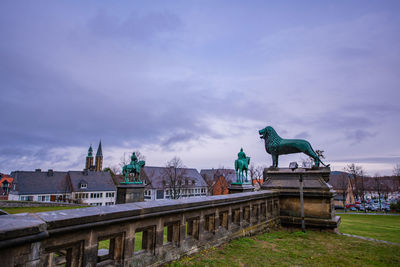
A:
[200,169,237,183]
[142,166,207,189]
[10,171,70,195]
[0,176,13,185]
[68,171,115,192]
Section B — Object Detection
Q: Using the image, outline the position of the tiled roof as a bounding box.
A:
[0,176,13,185]
[142,166,207,189]
[9,170,116,195]
[10,171,70,195]
[200,169,237,183]
[68,171,115,192]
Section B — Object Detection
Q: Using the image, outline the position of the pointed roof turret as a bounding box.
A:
[96,140,103,157]
[87,145,93,157]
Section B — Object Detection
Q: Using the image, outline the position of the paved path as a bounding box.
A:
[339,232,400,246]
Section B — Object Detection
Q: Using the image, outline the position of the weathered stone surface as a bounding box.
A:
[0,186,336,266]
[0,200,86,208]
[261,167,339,230]
[0,213,46,240]
[116,184,145,204]
[228,183,255,194]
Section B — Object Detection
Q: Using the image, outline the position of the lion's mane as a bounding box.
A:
[265,126,282,155]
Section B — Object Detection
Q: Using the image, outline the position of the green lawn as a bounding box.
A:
[2,205,88,214]
[172,214,400,266]
[339,214,400,243]
[172,230,400,266]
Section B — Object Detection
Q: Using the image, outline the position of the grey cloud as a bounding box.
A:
[331,156,400,164]
[345,129,376,145]
[161,131,198,149]
[294,131,310,139]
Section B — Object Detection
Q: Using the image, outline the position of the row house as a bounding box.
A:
[141,166,208,201]
[9,169,116,206]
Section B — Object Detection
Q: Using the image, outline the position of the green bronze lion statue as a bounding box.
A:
[259,126,329,168]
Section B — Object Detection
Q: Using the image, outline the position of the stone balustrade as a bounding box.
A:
[0,190,280,267]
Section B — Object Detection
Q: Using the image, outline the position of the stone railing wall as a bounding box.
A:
[0,200,88,208]
[0,191,280,267]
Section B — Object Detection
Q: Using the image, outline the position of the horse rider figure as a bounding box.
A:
[238,148,248,169]
[131,152,138,163]
[235,148,250,183]
[123,152,145,183]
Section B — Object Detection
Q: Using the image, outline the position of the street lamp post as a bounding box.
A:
[290,162,306,233]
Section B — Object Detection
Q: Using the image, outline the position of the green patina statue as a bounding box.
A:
[259,126,329,168]
[234,148,251,184]
[122,152,145,184]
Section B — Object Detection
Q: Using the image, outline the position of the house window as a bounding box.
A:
[106,192,115,198]
[156,190,164,199]
[80,183,87,189]
[20,196,33,201]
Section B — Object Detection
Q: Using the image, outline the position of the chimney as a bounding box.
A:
[47,169,54,176]
[35,169,41,172]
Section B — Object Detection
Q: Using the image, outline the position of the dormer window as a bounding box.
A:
[79,179,88,189]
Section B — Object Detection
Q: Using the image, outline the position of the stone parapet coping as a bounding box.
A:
[0,190,278,247]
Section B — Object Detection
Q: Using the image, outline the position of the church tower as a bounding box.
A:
[85,145,94,170]
[94,140,103,172]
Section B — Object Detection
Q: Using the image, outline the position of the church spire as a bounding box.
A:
[94,140,103,172]
[96,140,103,157]
[85,144,94,170]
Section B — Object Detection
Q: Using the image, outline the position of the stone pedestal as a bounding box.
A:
[229,183,255,194]
[261,167,340,231]
[116,183,145,204]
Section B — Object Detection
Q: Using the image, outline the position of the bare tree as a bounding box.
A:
[345,163,366,212]
[249,164,265,190]
[373,173,384,210]
[393,164,400,193]
[302,149,325,167]
[394,164,400,177]
[162,157,187,199]
[201,168,231,196]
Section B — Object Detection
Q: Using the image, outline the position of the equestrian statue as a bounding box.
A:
[122,152,145,183]
[234,148,251,183]
[259,126,329,168]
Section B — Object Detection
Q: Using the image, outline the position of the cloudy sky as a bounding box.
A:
[1,1,399,176]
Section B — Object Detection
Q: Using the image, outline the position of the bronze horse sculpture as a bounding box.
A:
[234,157,250,183]
[259,126,329,168]
[122,160,145,183]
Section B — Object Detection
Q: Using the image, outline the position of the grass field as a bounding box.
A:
[172,230,400,266]
[172,214,400,266]
[2,205,88,214]
[339,213,400,243]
